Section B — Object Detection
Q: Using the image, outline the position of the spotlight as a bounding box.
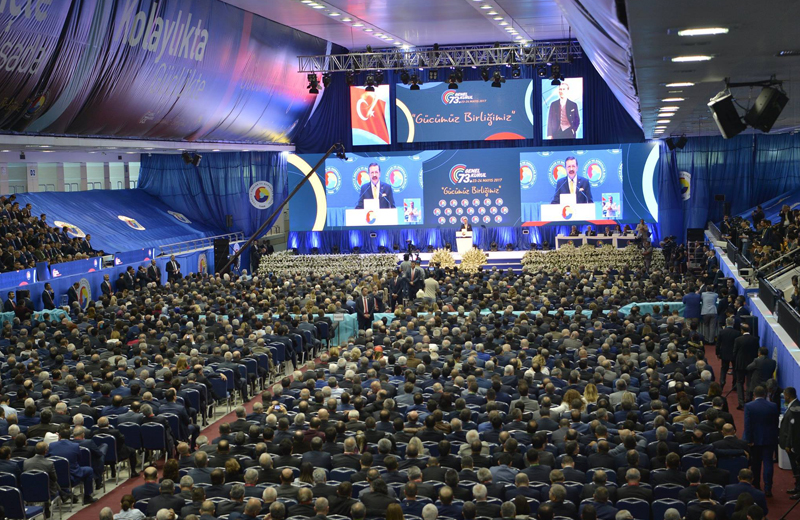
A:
[480,67,490,81]
[676,135,688,149]
[537,66,547,78]
[307,73,319,94]
[511,64,521,78]
[410,75,421,90]
[322,73,332,88]
[551,63,563,85]
[491,70,505,88]
[400,71,410,84]
[366,45,373,53]
[375,70,384,84]
[429,69,438,81]
[181,151,192,164]
[365,74,376,92]
[191,153,202,166]
[345,71,355,86]
[448,74,459,89]
[454,68,464,83]
[19,152,25,160]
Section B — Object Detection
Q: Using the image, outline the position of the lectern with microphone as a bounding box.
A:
[456,228,474,254]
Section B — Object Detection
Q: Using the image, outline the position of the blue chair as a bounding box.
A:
[652,499,684,520]
[0,485,45,520]
[330,467,356,481]
[82,415,95,429]
[21,470,59,520]
[135,499,149,515]
[315,322,330,348]
[255,353,272,384]
[141,423,168,465]
[0,471,16,486]
[210,375,231,414]
[653,484,682,500]
[242,358,259,390]
[49,456,80,509]
[93,433,124,484]
[587,468,617,484]
[616,497,650,520]
[680,453,704,471]
[718,457,748,482]
[708,484,724,501]
[724,501,737,519]
[162,413,182,442]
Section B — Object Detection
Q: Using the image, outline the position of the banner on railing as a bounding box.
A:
[115,248,156,266]
[0,268,36,288]
[50,257,103,278]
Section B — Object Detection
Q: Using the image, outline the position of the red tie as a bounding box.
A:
[363,297,368,312]
[411,270,415,282]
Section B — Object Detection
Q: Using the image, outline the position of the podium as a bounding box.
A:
[456,231,473,254]
[540,193,597,221]
[345,199,399,226]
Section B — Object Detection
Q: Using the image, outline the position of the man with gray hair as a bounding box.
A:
[499,502,516,520]
[311,497,330,520]
[178,475,194,500]
[312,467,337,498]
[422,503,439,520]
[146,479,186,516]
[472,484,501,517]
[270,501,286,520]
[99,507,114,520]
[217,483,246,515]
[662,509,681,520]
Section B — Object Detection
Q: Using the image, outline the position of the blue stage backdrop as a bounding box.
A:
[396,80,534,143]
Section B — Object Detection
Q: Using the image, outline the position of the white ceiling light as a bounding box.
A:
[352,23,363,27]
[656,119,671,124]
[301,0,313,3]
[480,4,493,9]
[493,16,503,21]
[671,55,713,62]
[665,82,695,87]
[311,4,325,8]
[499,21,508,26]
[662,97,685,102]
[487,11,498,15]
[660,106,680,111]
[677,27,729,37]
[329,12,340,16]
[364,28,373,32]
[341,17,351,22]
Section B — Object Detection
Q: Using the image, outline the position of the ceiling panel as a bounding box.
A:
[626,0,800,139]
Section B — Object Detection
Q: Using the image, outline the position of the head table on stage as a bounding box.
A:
[555,234,639,249]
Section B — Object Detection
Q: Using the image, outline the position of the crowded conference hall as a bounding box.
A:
[1,2,800,520]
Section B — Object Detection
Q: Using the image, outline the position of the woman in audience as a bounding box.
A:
[161,459,179,483]
[296,462,315,485]
[582,383,599,407]
[225,458,243,483]
[114,495,145,520]
[386,503,404,520]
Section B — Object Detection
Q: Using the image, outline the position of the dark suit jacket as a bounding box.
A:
[733,333,759,370]
[546,98,580,138]
[744,397,779,446]
[717,327,740,361]
[780,399,800,451]
[356,181,395,209]
[551,175,593,204]
[146,494,187,516]
[746,356,776,391]
[360,491,399,517]
[42,290,55,310]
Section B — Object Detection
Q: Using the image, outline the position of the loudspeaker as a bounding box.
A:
[214,238,230,274]
[708,92,746,138]
[714,194,725,202]
[745,87,788,132]
[225,215,233,228]
[686,228,705,241]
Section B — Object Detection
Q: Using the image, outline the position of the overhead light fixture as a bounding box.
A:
[511,64,521,78]
[400,71,410,84]
[537,66,547,78]
[499,21,508,26]
[311,4,325,8]
[410,75,421,90]
[491,70,505,88]
[301,0,313,3]
[677,27,729,37]
[550,63,563,85]
[341,17,352,22]
[660,106,680,111]
[352,23,363,27]
[322,73,332,88]
[181,151,193,164]
[364,74,375,92]
[662,97,685,102]
[364,28,373,32]
[659,112,677,118]
[375,70,384,84]
[191,153,202,166]
[671,55,713,62]
[777,50,800,57]
[329,12,340,16]
[665,82,695,87]
[480,67,490,81]
[708,90,746,138]
[656,119,671,124]
[211,149,221,152]
[448,74,458,89]
[429,69,438,81]
[480,4,492,9]
[345,71,355,86]
[307,73,319,94]
[487,11,498,15]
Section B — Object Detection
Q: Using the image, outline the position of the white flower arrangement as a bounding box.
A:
[460,247,488,274]
[258,251,398,278]
[521,244,665,272]
[430,248,456,268]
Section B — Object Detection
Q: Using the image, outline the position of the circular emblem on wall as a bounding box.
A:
[325,167,341,195]
[386,165,408,193]
[167,211,192,224]
[494,215,503,223]
[352,167,370,191]
[438,217,446,225]
[471,216,480,224]
[520,160,537,190]
[249,181,274,209]
[365,211,377,225]
[583,159,607,187]
[482,215,491,224]
[53,220,86,238]
[448,216,457,224]
[433,208,442,216]
[78,278,91,310]
[548,160,567,187]
[478,207,486,215]
[118,215,145,230]
[198,253,208,275]
[562,206,573,219]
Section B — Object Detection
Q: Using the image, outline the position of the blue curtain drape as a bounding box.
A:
[294,46,644,154]
[138,152,288,238]
[661,133,800,233]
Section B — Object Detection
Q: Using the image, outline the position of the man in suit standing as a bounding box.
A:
[355,287,375,332]
[546,81,580,139]
[147,260,161,285]
[781,387,800,498]
[355,163,395,209]
[67,282,80,307]
[408,260,424,296]
[744,386,779,496]
[717,317,741,389]
[747,347,776,395]
[3,291,15,312]
[100,274,113,296]
[550,156,593,204]
[166,255,181,283]
[733,324,760,409]
[42,282,56,310]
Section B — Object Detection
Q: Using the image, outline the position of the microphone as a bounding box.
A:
[381,193,393,208]
[579,187,588,203]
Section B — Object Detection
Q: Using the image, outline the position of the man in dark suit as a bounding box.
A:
[733,324,760,408]
[147,260,161,284]
[2,291,15,312]
[744,386,779,496]
[550,156,593,204]
[747,347,776,395]
[717,317,740,389]
[616,468,652,503]
[355,163,395,209]
[302,437,333,470]
[546,81,580,139]
[459,218,473,234]
[67,282,79,307]
[146,479,186,516]
[166,255,181,283]
[100,274,113,296]
[41,283,56,310]
[781,387,800,498]
[355,287,375,332]
[722,468,768,514]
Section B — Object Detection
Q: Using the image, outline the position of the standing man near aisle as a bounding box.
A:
[733,324,760,409]
[780,387,800,498]
[717,317,740,390]
[355,287,375,332]
[166,255,181,283]
[744,386,779,497]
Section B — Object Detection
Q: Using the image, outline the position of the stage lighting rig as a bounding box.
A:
[345,71,355,86]
[448,74,459,89]
[410,75,421,91]
[322,73,332,88]
[491,70,505,88]
[307,73,319,94]
[400,71,410,84]
[480,67,490,81]
[364,74,376,92]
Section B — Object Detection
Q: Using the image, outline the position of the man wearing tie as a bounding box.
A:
[408,260,424,296]
[147,260,161,285]
[67,282,80,307]
[355,163,395,209]
[3,291,15,312]
[460,217,472,234]
[550,156,593,204]
[101,274,113,296]
[124,267,136,290]
[355,287,375,331]
[166,255,181,283]
[744,385,779,497]
[42,283,55,310]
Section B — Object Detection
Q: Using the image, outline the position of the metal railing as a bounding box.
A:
[9,185,25,194]
[707,222,722,241]
[157,232,245,257]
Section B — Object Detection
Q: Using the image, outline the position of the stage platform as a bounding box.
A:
[396,251,527,271]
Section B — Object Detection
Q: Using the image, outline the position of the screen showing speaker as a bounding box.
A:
[396,80,534,143]
[542,78,584,140]
[287,143,659,231]
[350,85,392,146]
